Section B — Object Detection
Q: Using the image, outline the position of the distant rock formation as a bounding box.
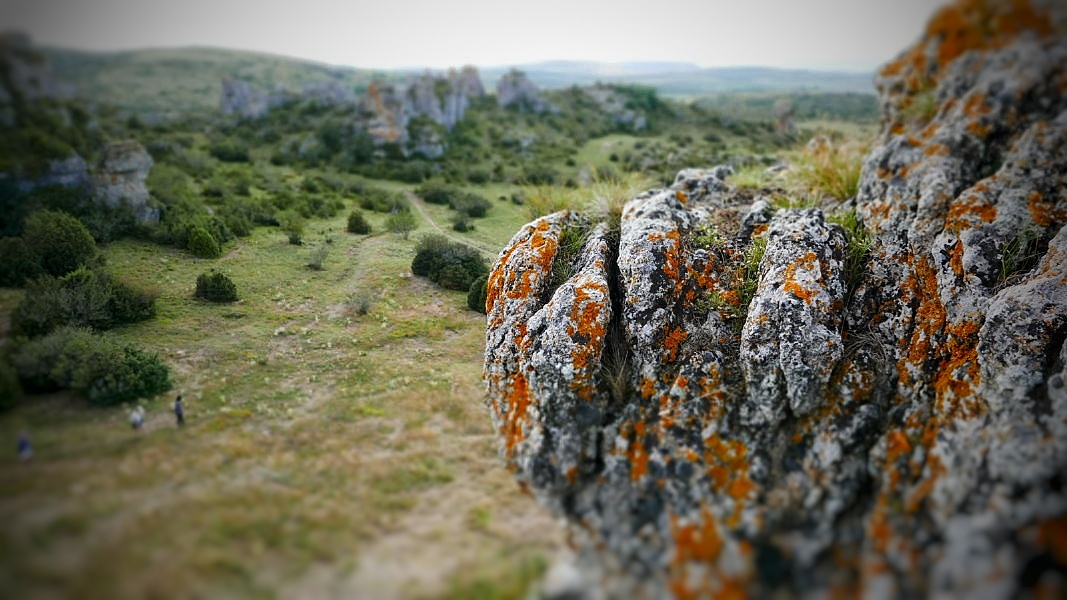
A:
[357,66,486,155]
[220,77,268,119]
[497,69,552,112]
[585,84,647,131]
[483,0,1067,597]
[91,140,157,224]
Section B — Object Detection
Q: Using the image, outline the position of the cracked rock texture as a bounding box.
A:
[484,1,1067,597]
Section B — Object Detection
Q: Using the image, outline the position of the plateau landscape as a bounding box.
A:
[1,0,1065,598]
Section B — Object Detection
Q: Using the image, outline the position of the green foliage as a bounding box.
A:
[208,140,252,163]
[10,266,157,337]
[385,211,418,239]
[522,185,581,220]
[358,188,410,213]
[411,235,488,291]
[827,208,874,296]
[346,210,372,234]
[0,359,22,411]
[195,271,238,303]
[307,244,329,271]
[11,326,171,405]
[277,210,305,245]
[551,226,587,290]
[584,170,652,230]
[22,209,97,277]
[467,275,489,314]
[998,228,1044,288]
[0,236,43,286]
[187,225,222,258]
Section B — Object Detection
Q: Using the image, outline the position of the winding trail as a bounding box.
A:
[404,191,498,260]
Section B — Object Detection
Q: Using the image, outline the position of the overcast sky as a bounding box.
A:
[2,0,946,71]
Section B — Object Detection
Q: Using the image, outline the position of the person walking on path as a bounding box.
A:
[17,432,32,461]
[130,405,145,430]
[174,394,184,427]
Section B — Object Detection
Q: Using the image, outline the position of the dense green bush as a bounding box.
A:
[10,267,157,337]
[187,225,222,258]
[416,180,460,205]
[11,326,171,405]
[195,271,238,302]
[451,193,491,218]
[358,188,410,213]
[0,236,42,286]
[22,209,97,277]
[411,235,488,291]
[347,210,372,234]
[0,360,21,411]
[209,140,251,163]
[467,274,489,314]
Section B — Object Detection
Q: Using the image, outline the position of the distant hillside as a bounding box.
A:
[43,46,396,114]
[42,46,875,115]
[482,61,875,97]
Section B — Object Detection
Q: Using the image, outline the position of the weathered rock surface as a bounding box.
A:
[496,69,553,113]
[91,140,157,224]
[484,1,1067,597]
[220,76,269,119]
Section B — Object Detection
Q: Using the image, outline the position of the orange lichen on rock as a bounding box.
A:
[663,327,689,362]
[782,252,821,304]
[1029,190,1067,227]
[671,510,724,564]
[567,280,609,374]
[627,420,650,481]
[503,371,531,456]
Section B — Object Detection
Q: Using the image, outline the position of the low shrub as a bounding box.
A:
[195,271,238,303]
[11,326,171,405]
[467,274,488,314]
[358,188,410,213]
[411,235,488,291]
[347,210,372,234]
[10,267,157,337]
[0,236,42,287]
[385,211,417,239]
[307,244,329,271]
[187,225,222,258]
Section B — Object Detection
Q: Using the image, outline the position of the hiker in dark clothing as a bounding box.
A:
[174,394,184,426]
[17,432,32,461]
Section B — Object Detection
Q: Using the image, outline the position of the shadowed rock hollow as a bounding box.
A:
[483,1,1067,597]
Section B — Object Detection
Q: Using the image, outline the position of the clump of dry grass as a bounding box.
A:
[787,137,868,203]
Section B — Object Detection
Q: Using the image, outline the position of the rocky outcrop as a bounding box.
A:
[91,140,157,224]
[357,67,485,154]
[586,84,647,131]
[484,1,1067,597]
[0,32,70,104]
[497,69,552,113]
[220,77,268,119]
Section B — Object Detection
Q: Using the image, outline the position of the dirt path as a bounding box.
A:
[404,191,497,259]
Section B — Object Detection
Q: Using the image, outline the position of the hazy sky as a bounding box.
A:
[2,0,946,71]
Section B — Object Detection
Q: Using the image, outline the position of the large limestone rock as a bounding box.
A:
[91,140,157,224]
[220,77,268,119]
[484,1,1067,597]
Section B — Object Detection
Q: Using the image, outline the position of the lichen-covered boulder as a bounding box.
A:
[484,1,1067,597]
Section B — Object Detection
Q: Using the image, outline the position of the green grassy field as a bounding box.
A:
[0,188,563,599]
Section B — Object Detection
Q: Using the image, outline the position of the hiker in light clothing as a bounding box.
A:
[130,405,145,429]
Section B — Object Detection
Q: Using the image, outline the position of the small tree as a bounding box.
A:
[386,211,417,239]
[195,271,238,302]
[347,210,372,234]
[187,225,222,258]
[22,209,96,277]
[278,210,305,245]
